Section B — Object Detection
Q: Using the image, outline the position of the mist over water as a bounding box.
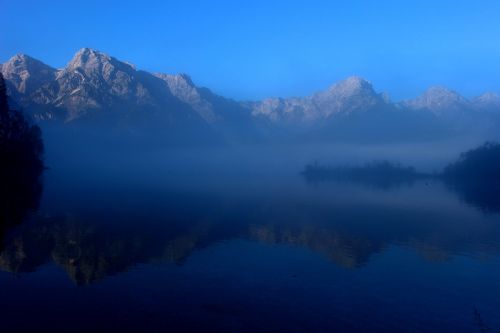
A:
[1,128,499,332]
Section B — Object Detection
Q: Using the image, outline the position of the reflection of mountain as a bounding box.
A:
[1,187,500,284]
[0,215,210,285]
[249,224,384,268]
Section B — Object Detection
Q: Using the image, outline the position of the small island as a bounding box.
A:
[302,142,500,212]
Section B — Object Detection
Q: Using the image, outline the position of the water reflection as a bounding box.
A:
[0,164,43,250]
[444,178,500,213]
[302,156,500,214]
[1,174,500,285]
[443,142,500,213]
[301,161,430,189]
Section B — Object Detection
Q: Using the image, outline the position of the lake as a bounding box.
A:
[0,143,499,332]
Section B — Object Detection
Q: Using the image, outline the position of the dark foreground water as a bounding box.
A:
[1,144,500,332]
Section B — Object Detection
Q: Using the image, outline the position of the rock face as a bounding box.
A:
[154,72,257,142]
[1,54,57,114]
[155,73,217,123]
[53,48,146,121]
[1,54,56,96]
[312,76,385,117]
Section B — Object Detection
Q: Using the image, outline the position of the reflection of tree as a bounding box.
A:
[0,218,52,273]
[474,306,491,333]
[2,198,500,284]
[0,216,382,280]
[48,217,202,285]
[0,164,43,229]
[302,161,429,190]
[443,142,500,213]
[0,215,212,285]
[303,143,500,212]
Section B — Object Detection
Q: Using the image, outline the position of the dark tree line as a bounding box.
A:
[0,73,44,172]
[0,72,44,232]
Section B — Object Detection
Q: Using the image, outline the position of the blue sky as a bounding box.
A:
[1,0,500,101]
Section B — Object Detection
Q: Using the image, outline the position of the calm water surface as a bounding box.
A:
[1,145,499,332]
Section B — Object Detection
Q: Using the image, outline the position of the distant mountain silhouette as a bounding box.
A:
[401,86,471,114]
[247,76,385,123]
[2,49,500,143]
[0,49,251,144]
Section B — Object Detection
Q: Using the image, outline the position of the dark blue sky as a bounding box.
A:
[2,0,499,101]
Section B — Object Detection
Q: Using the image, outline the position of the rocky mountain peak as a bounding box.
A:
[404,86,469,113]
[425,86,464,99]
[473,92,500,111]
[68,48,109,67]
[328,76,374,95]
[5,53,38,67]
[476,91,500,101]
[1,53,56,95]
[250,76,383,122]
[2,53,55,75]
[65,48,135,77]
[313,76,382,116]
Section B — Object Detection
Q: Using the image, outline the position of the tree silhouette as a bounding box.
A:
[0,72,44,234]
[0,73,44,172]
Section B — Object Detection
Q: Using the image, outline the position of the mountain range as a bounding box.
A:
[2,48,500,143]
